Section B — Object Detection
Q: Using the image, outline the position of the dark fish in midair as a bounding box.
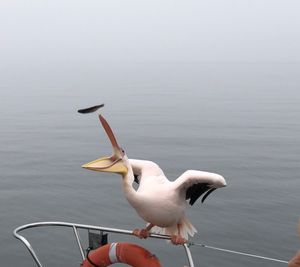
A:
[78,104,105,114]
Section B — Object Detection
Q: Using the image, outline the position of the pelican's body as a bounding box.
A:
[120,159,225,239]
[82,115,227,243]
[125,163,186,228]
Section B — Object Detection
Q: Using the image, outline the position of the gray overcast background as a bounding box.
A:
[1,1,300,267]
[1,0,300,69]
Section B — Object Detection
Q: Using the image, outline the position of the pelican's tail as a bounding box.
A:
[177,216,197,240]
[149,217,197,240]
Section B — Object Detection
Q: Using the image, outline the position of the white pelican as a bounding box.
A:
[82,115,226,245]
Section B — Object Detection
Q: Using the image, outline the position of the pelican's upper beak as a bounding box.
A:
[82,115,127,175]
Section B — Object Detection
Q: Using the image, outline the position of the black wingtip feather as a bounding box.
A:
[201,188,217,203]
[78,104,105,114]
[187,183,211,206]
[186,183,218,205]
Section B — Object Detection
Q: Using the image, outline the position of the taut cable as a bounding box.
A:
[189,242,289,264]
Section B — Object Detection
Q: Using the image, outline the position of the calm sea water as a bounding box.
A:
[1,62,299,266]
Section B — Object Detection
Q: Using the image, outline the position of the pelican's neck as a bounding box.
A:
[121,164,138,205]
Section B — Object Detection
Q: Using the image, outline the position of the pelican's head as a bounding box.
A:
[82,115,129,177]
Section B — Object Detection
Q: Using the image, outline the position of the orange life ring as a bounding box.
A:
[81,242,162,267]
[289,250,300,267]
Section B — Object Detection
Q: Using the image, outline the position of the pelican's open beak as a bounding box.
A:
[82,115,127,175]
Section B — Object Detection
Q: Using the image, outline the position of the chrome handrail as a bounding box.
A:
[14,221,195,267]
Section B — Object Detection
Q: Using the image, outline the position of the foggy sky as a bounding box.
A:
[1,0,300,70]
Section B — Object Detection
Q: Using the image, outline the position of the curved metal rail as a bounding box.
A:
[13,221,195,267]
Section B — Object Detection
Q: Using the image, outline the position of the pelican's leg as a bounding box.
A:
[132,223,154,239]
[171,224,187,245]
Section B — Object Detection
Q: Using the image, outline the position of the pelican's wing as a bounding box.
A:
[174,170,226,205]
[129,159,167,184]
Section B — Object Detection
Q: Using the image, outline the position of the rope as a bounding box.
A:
[86,247,102,267]
[189,242,289,264]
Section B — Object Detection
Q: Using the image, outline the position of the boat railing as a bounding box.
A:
[13,221,195,267]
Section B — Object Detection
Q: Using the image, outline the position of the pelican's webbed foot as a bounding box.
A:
[170,235,187,245]
[132,223,154,239]
[132,228,151,239]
